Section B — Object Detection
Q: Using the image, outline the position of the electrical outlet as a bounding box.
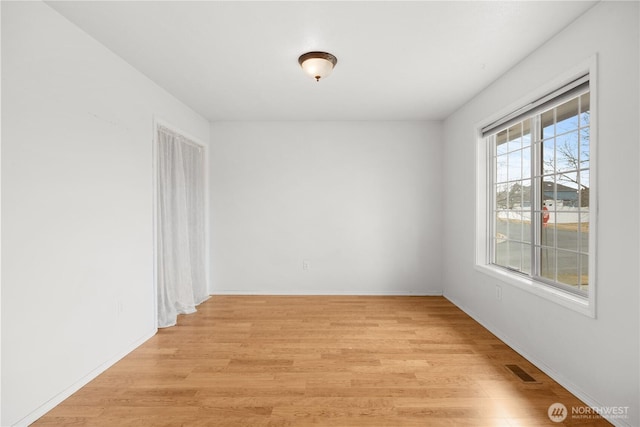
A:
[496,285,502,301]
[302,260,310,271]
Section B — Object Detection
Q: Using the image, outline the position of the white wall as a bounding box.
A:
[1,2,209,425]
[442,2,639,426]
[209,121,442,295]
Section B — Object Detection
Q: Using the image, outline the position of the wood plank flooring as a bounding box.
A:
[34,296,610,426]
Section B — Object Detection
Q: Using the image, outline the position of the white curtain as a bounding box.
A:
[157,126,208,328]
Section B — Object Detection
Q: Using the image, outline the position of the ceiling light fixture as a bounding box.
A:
[298,51,337,82]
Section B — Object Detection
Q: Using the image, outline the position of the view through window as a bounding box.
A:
[489,87,590,296]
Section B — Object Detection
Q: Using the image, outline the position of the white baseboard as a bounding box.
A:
[14,328,157,427]
[444,294,632,427]
[209,289,443,296]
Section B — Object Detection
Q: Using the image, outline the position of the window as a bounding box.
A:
[478,72,595,313]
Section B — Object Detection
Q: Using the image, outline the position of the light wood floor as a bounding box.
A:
[35,296,609,426]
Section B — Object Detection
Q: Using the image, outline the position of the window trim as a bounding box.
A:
[475,56,597,318]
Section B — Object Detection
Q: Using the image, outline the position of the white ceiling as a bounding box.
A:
[46,1,597,121]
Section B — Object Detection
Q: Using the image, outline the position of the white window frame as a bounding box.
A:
[475,57,597,318]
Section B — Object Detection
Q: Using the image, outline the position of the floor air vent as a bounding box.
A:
[505,364,537,382]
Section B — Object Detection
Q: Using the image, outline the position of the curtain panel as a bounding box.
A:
[157,126,208,328]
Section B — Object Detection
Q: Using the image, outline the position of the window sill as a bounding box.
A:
[474,264,595,318]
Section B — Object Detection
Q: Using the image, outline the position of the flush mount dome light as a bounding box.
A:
[298,51,337,82]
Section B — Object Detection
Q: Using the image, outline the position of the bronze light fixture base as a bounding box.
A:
[298,51,338,81]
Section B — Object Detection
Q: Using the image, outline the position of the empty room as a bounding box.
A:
[2,1,639,426]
